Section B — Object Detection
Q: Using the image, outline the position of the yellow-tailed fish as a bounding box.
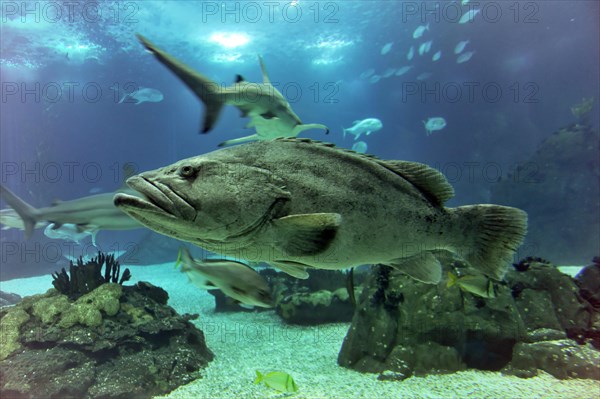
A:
[176,247,273,308]
[254,370,298,393]
[447,271,496,298]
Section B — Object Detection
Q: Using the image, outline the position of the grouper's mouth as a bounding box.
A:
[113,176,196,221]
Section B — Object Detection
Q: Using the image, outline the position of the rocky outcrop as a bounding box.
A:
[270,268,362,325]
[0,281,214,398]
[276,288,355,325]
[206,267,362,325]
[0,291,21,308]
[338,254,599,380]
[490,123,599,264]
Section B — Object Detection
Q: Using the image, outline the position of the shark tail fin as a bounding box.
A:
[0,184,39,239]
[136,34,225,134]
[200,96,225,134]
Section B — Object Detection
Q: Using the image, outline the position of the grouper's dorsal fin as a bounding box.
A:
[270,138,454,205]
[377,160,455,205]
[258,55,271,85]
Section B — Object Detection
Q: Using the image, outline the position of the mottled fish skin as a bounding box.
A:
[115,138,527,283]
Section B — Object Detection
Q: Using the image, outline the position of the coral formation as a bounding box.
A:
[0,281,213,398]
[206,266,365,325]
[338,253,600,380]
[269,268,365,325]
[491,123,599,264]
[512,256,551,272]
[52,252,131,299]
[0,291,21,308]
[276,288,354,325]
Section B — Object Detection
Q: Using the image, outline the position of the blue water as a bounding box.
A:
[1,1,599,279]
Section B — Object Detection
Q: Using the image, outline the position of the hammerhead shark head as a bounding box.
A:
[136,34,329,145]
[0,165,142,239]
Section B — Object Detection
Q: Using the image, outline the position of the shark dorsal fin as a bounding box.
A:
[235,74,246,83]
[258,55,271,85]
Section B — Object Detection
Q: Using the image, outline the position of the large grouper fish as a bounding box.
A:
[114,138,527,283]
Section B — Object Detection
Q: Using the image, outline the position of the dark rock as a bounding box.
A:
[575,258,600,310]
[207,289,267,312]
[134,281,169,305]
[268,268,365,325]
[338,255,600,380]
[276,288,354,325]
[524,328,567,343]
[503,340,600,379]
[0,291,21,307]
[0,280,213,399]
[506,263,594,345]
[512,256,551,272]
[205,266,365,324]
[490,123,600,264]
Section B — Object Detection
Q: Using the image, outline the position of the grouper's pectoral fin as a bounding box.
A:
[385,252,442,284]
[270,261,309,279]
[273,213,341,257]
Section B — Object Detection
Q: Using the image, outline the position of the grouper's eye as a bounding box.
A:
[179,165,196,178]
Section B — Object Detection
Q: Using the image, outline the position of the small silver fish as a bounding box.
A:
[454,40,470,55]
[176,247,273,308]
[395,65,413,76]
[351,141,368,154]
[459,9,480,24]
[423,117,447,135]
[456,51,475,64]
[413,23,429,39]
[381,42,393,55]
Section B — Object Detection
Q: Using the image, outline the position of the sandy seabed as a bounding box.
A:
[2,263,599,399]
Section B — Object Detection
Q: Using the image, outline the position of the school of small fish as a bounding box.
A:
[357,2,479,137]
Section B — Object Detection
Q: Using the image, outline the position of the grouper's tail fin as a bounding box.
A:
[451,205,527,280]
[136,34,225,133]
[0,184,39,239]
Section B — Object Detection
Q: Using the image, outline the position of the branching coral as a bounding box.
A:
[52,252,131,299]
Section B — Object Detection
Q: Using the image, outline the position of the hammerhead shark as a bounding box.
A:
[136,34,329,146]
[0,165,143,239]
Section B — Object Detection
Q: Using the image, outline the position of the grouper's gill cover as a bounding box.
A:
[114,138,527,283]
[121,157,291,249]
